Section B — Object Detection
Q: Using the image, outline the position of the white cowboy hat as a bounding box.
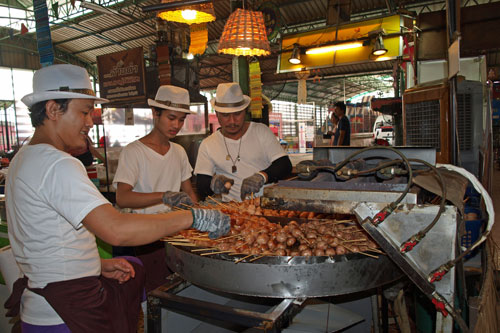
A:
[147,85,195,114]
[21,64,109,108]
[210,82,251,113]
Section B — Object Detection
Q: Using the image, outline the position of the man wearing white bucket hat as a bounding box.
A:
[195,82,292,202]
[5,64,229,332]
[113,84,198,291]
[113,85,197,214]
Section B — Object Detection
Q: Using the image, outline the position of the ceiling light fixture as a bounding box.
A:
[142,0,215,25]
[371,34,388,56]
[218,8,270,57]
[288,43,301,64]
[305,42,363,55]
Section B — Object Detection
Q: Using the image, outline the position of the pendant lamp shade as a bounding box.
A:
[157,0,215,25]
[217,8,271,57]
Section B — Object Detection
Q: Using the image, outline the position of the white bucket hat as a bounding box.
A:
[147,85,195,114]
[210,82,251,113]
[21,64,109,108]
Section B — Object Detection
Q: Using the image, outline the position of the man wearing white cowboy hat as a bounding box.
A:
[195,82,292,202]
[5,64,230,332]
[113,84,198,291]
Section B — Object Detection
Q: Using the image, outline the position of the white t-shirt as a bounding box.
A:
[6,144,109,325]
[194,122,286,202]
[113,140,193,214]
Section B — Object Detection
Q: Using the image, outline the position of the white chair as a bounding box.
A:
[0,245,22,293]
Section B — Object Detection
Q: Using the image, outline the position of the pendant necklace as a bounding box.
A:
[223,135,242,173]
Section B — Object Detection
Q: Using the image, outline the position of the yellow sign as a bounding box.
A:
[279,15,403,73]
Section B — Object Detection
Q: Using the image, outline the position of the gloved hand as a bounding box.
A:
[190,208,231,239]
[240,173,266,201]
[210,174,234,194]
[162,191,193,208]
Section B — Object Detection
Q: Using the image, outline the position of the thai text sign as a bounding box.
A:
[97,47,146,102]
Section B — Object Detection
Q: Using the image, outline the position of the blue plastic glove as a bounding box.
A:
[190,208,231,239]
[162,191,193,208]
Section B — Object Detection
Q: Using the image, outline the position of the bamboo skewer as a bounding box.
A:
[368,247,385,254]
[200,250,233,256]
[234,254,253,264]
[342,238,367,243]
[189,235,212,241]
[215,234,242,242]
[162,238,191,242]
[191,248,218,252]
[249,255,265,262]
[180,203,195,209]
[167,242,199,247]
[343,244,379,259]
[319,219,354,225]
[207,195,231,210]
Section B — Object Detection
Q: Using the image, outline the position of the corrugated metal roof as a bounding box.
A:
[2,0,498,104]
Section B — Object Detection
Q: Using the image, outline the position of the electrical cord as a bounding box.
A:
[399,158,446,253]
[332,156,445,253]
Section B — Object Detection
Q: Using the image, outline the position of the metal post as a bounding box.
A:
[371,294,380,333]
[10,68,20,149]
[446,0,459,166]
[147,294,162,333]
[3,104,10,151]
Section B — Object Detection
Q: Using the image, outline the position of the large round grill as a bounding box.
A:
[166,243,402,298]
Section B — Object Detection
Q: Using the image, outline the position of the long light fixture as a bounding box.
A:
[218,8,270,57]
[305,42,363,55]
[288,43,301,64]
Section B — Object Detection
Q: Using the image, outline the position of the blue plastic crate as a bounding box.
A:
[464,185,481,208]
[461,207,483,259]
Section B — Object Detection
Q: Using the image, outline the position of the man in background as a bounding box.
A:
[332,101,350,146]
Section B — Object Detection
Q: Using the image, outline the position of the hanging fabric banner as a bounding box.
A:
[189,23,208,55]
[249,60,263,118]
[34,0,54,66]
[295,70,310,105]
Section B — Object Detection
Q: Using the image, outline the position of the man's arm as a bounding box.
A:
[336,130,346,146]
[115,182,163,209]
[84,204,193,246]
[84,204,231,244]
[261,156,292,183]
[196,174,214,201]
[89,145,106,165]
[180,179,198,203]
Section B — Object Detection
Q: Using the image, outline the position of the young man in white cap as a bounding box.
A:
[195,82,292,202]
[113,85,197,214]
[113,84,198,291]
[5,64,229,332]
